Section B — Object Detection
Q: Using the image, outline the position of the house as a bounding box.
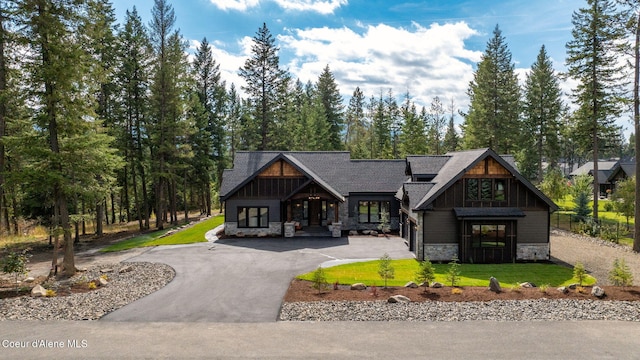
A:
[398,148,558,263]
[569,160,636,196]
[219,149,557,263]
[219,151,406,236]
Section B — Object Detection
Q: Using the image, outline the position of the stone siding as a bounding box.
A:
[517,243,550,261]
[423,244,459,262]
[224,222,282,236]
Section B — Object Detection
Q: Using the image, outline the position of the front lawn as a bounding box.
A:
[298,259,596,287]
[100,214,224,252]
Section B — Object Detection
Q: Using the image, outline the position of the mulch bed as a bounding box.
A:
[284,279,640,302]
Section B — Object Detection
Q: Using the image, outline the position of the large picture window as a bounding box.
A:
[237,207,269,228]
[358,201,390,223]
[471,224,506,248]
[466,179,507,201]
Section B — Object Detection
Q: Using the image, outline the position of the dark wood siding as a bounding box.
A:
[518,211,549,244]
[230,177,307,199]
[423,210,457,244]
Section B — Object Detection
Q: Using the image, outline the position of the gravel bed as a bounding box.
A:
[280,299,640,322]
[0,262,175,321]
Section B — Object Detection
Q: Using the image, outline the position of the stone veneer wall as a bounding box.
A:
[423,244,459,262]
[224,222,282,236]
[516,243,550,261]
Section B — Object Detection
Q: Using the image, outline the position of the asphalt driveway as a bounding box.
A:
[101,235,413,323]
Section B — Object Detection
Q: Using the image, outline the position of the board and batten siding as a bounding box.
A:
[422,210,458,244]
[517,211,549,244]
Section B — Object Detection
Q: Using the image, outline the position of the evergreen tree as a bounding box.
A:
[239,23,288,150]
[316,65,344,150]
[116,7,153,230]
[344,87,369,158]
[399,93,427,156]
[522,45,563,182]
[462,25,521,154]
[566,0,626,221]
[427,96,447,155]
[443,99,460,153]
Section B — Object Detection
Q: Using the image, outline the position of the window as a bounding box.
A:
[237,207,269,228]
[471,224,506,248]
[358,201,390,223]
[466,179,507,201]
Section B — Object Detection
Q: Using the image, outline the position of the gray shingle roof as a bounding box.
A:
[570,161,619,177]
[406,155,450,177]
[219,151,406,201]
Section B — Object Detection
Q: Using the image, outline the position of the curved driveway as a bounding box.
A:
[101,236,413,323]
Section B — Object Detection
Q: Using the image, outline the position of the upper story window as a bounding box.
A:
[466,179,507,201]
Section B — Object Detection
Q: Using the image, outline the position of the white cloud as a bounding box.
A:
[209,0,346,13]
[279,21,482,113]
[273,0,347,14]
[208,0,260,12]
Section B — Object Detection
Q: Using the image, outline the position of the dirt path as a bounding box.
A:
[550,229,640,285]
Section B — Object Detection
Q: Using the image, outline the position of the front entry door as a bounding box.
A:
[309,200,321,226]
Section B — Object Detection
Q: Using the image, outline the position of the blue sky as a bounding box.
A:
[108,0,602,128]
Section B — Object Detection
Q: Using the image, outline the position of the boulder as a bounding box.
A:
[557,286,569,294]
[369,230,378,236]
[350,283,367,290]
[361,230,371,235]
[31,285,47,297]
[236,232,245,238]
[591,286,606,298]
[349,230,358,236]
[388,295,411,303]
[418,282,430,288]
[98,278,109,287]
[567,283,578,290]
[519,282,536,288]
[257,231,268,238]
[23,277,35,283]
[431,282,443,288]
[489,277,502,293]
[404,281,419,288]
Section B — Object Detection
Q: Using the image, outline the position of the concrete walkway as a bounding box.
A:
[101,235,413,322]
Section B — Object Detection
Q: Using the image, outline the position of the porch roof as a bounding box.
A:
[453,207,526,219]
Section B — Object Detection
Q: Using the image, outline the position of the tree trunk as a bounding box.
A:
[111,191,116,224]
[0,7,7,236]
[634,9,640,253]
[96,201,103,236]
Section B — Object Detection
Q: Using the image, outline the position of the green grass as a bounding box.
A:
[100,215,224,252]
[298,259,597,287]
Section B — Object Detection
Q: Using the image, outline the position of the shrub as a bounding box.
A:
[1,248,30,292]
[573,262,587,286]
[311,267,329,293]
[538,284,549,293]
[377,253,395,288]
[603,201,614,212]
[446,256,461,287]
[609,258,634,286]
[415,258,436,292]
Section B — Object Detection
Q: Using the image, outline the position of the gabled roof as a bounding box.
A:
[399,182,435,210]
[406,155,450,177]
[219,151,406,201]
[607,162,636,183]
[406,148,557,211]
[570,161,619,177]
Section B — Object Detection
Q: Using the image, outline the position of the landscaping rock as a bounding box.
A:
[388,295,411,303]
[418,282,429,288]
[24,277,35,283]
[431,282,443,288]
[31,285,47,297]
[118,265,133,274]
[567,283,578,290]
[236,232,245,238]
[404,281,418,288]
[349,230,358,236]
[591,286,606,298]
[350,283,367,290]
[489,277,502,293]
[557,286,569,294]
[100,268,114,273]
[369,230,378,236]
[361,230,371,235]
[257,231,268,238]
[519,282,535,288]
[99,278,109,287]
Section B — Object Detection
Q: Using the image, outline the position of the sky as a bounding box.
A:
[107,0,618,131]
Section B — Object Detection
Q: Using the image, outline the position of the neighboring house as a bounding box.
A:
[398,148,557,263]
[569,160,634,196]
[220,149,557,264]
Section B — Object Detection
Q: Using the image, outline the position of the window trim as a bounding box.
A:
[237,206,269,228]
[466,178,508,202]
[358,200,390,223]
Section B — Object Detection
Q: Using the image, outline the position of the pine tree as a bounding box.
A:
[116,7,153,230]
[399,93,427,156]
[566,0,626,221]
[344,87,369,158]
[443,99,460,153]
[462,25,521,154]
[239,23,288,150]
[316,65,344,150]
[522,45,563,182]
[427,96,447,155]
